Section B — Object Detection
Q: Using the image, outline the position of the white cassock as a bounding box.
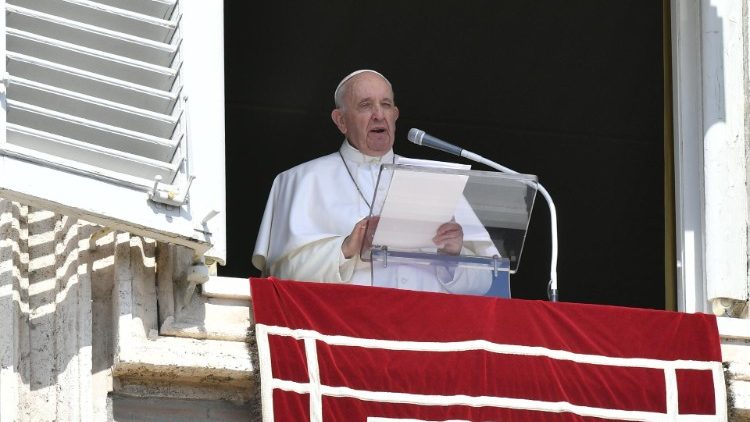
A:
[252,140,497,295]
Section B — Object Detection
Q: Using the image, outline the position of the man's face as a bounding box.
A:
[331,73,399,156]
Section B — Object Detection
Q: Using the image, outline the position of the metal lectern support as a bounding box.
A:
[406,128,558,302]
[462,151,558,302]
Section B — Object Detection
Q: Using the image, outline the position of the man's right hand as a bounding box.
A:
[342,217,370,259]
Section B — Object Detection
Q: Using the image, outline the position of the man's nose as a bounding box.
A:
[372,105,385,119]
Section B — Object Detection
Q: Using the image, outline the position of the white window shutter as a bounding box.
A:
[0,0,226,263]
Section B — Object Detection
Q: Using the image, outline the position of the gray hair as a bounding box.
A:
[333,69,393,109]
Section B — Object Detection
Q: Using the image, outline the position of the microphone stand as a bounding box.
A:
[461,150,559,302]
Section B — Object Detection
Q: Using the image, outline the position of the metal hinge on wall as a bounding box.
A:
[149,175,195,207]
[1,72,9,97]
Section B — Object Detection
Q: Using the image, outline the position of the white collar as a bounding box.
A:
[339,139,394,165]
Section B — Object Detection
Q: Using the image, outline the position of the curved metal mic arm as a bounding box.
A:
[461,150,559,302]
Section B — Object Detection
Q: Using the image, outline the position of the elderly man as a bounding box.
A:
[252,69,492,294]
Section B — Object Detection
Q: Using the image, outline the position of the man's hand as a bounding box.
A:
[433,220,463,255]
[342,217,370,259]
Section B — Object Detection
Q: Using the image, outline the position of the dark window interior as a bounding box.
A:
[221,1,666,309]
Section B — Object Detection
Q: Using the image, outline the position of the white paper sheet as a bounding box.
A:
[372,160,470,250]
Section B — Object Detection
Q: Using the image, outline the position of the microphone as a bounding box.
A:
[406,127,560,302]
[408,128,517,174]
[407,128,463,157]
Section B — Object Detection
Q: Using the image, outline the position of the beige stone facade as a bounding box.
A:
[1,197,749,420]
[0,199,258,421]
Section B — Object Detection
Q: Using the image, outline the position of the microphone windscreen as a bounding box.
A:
[407,128,424,144]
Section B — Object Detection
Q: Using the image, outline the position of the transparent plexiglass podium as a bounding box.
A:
[361,163,538,298]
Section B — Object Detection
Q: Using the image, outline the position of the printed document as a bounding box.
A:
[372,159,470,250]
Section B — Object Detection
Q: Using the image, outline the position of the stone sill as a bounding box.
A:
[114,333,254,387]
[202,276,251,300]
[717,316,750,367]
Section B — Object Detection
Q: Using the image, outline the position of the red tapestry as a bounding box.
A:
[250,277,725,421]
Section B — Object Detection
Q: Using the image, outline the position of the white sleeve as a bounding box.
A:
[433,243,494,295]
[435,264,493,295]
[268,236,358,283]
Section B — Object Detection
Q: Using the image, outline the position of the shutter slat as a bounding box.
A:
[8,29,177,90]
[7,52,179,114]
[7,5,179,67]
[7,100,180,164]
[6,125,181,181]
[93,0,176,20]
[8,0,178,43]
[8,76,179,139]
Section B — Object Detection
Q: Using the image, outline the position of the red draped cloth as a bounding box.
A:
[250,277,725,421]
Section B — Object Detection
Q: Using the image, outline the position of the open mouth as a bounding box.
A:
[370,128,386,134]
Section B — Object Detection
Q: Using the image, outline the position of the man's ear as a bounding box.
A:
[394,106,399,121]
[331,109,347,134]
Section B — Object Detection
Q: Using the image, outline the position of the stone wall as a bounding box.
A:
[1,197,748,420]
[0,199,257,421]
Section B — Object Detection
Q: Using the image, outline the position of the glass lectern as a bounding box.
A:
[361,163,538,298]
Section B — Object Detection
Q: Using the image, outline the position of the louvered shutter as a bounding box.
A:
[0,0,226,263]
